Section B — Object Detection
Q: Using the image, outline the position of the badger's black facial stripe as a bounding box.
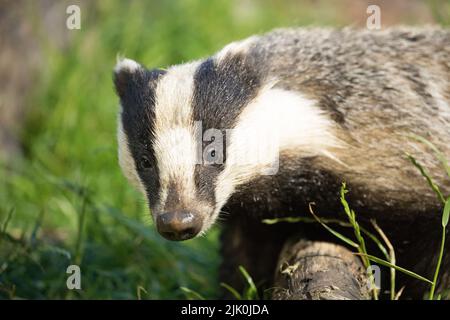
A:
[194,164,221,204]
[192,54,262,130]
[163,180,187,212]
[191,53,263,204]
[115,67,166,205]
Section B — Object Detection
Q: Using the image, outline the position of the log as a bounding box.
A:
[272,238,371,300]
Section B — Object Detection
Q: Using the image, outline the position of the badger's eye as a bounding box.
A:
[139,156,152,170]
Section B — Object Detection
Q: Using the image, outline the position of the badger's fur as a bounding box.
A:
[114,27,450,299]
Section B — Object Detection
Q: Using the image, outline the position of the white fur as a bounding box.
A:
[214,36,259,62]
[152,61,201,208]
[205,87,343,230]
[115,57,141,73]
[117,118,146,195]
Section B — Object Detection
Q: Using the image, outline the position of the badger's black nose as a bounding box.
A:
[156,212,202,241]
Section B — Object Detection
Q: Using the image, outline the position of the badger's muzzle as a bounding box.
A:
[156,211,202,241]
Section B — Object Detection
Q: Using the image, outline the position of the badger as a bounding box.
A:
[114,27,450,299]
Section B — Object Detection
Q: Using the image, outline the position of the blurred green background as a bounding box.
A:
[0,0,448,299]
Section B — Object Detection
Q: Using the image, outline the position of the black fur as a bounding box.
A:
[192,53,263,205]
[114,66,165,205]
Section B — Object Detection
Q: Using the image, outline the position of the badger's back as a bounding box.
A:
[220,27,450,220]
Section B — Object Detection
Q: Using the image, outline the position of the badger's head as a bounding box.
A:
[114,48,340,241]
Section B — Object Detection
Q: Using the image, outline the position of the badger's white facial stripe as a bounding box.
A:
[152,62,201,208]
[153,127,198,205]
[206,88,342,230]
[117,118,146,195]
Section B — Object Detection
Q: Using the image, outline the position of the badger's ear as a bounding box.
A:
[113,58,145,100]
[113,58,165,107]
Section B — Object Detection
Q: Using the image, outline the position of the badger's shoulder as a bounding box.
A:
[213,27,450,210]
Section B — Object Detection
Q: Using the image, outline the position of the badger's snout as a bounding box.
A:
[156,211,203,241]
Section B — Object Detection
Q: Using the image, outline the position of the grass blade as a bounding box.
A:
[263,217,313,224]
[239,265,259,300]
[394,286,405,300]
[356,253,433,284]
[220,282,242,300]
[263,215,390,260]
[308,203,359,249]
[406,153,445,204]
[429,228,447,300]
[339,183,353,220]
[443,197,450,228]
[263,216,353,227]
[180,287,205,300]
[359,227,390,261]
[1,208,14,234]
[339,184,377,299]
[371,219,396,300]
[408,134,450,179]
[136,286,148,300]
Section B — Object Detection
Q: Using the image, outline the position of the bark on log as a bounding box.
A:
[273,238,371,300]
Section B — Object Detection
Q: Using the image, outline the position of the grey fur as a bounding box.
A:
[244,27,450,211]
[219,27,450,299]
